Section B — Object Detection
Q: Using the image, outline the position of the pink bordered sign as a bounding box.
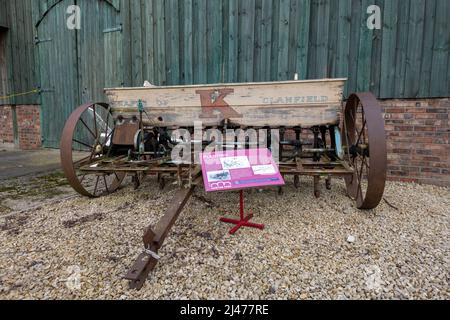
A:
[200,148,285,192]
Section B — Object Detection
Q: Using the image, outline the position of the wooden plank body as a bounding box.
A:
[105,79,346,127]
[0,0,9,28]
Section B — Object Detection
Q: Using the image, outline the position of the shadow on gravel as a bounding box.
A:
[0,171,72,215]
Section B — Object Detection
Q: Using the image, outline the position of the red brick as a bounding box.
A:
[426,108,447,113]
[404,107,427,113]
[394,126,414,131]
[384,107,405,113]
[413,126,435,132]
[392,148,412,155]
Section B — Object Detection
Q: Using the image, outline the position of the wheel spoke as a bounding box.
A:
[358,157,364,183]
[103,175,109,193]
[102,107,111,145]
[356,120,367,146]
[80,118,97,139]
[93,176,100,196]
[356,184,363,204]
[79,174,87,184]
[362,156,370,170]
[73,155,92,168]
[361,109,366,145]
[104,125,114,144]
[92,105,98,138]
[349,109,356,130]
[88,139,99,160]
[351,101,358,120]
[353,157,360,179]
[73,139,93,149]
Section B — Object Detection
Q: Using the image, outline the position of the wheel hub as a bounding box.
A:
[349,144,370,158]
[94,144,103,155]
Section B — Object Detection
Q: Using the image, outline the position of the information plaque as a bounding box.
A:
[200,148,285,192]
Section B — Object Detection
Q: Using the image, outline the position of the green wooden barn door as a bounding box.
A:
[77,0,122,104]
[37,0,122,148]
[37,0,78,148]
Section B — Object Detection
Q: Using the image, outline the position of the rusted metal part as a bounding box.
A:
[279,160,354,176]
[294,175,300,189]
[125,186,196,289]
[60,103,125,197]
[343,92,387,209]
[78,156,171,174]
[314,176,321,198]
[125,168,202,290]
[142,226,156,246]
[125,252,159,290]
[177,165,183,187]
[326,176,332,190]
[112,120,139,145]
[152,177,201,245]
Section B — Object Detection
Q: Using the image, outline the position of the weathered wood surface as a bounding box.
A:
[0,30,9,102]
[0,0,38,106]
[0,0,8,28]
[105,79,346,127]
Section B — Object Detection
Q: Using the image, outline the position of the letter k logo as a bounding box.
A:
[196,89,243,120]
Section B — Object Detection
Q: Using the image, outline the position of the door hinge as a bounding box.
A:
[34,37,53,45]
[103,24,123,34]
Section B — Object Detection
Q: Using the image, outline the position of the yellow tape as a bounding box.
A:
[0,89,39,101]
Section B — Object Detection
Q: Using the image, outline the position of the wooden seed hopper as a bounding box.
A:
[60,79,387,289]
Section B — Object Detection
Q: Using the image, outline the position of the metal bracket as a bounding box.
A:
[144,248,160,260]
[34,37,52,45]
[103,24,123,34]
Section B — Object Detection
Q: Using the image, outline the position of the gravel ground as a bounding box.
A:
[0,174,448,300]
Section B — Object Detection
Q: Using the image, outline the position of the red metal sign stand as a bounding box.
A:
[220,190,265,235]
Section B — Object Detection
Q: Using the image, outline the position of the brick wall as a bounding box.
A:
[16,105,41,149]
[285,98,449,187]
[382,99,449,187]
[0,106,13,144]
[0,105,41,150]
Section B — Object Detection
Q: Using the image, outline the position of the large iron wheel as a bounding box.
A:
[343,93,386,209]
[60,103,125,197]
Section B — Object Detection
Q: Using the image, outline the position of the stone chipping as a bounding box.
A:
[0,174,448,300]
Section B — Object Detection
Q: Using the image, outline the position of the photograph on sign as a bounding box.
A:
[252,164,276,175]
[220,156,251,170]
[207,170,231,182]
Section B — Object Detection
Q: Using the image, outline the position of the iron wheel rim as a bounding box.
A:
[343,93,387,209]
[60,102,125,197]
